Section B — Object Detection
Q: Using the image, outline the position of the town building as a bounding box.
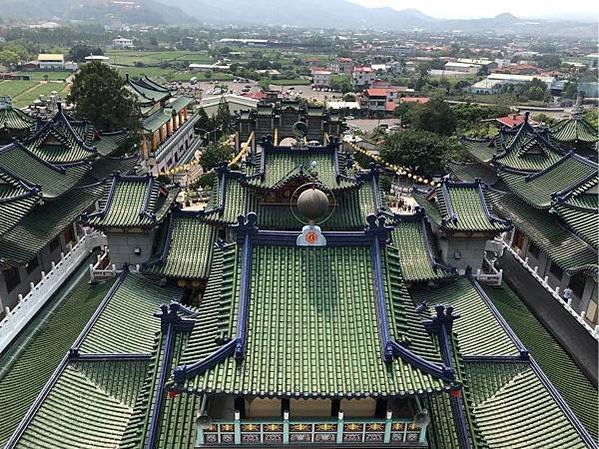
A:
[312,70,332,88]
[37,54,64,70]
[2,103,596,449]
[112,37,134,49]
[352,66,376,90]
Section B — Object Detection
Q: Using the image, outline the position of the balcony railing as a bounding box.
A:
[0,229,107,354]
[503,242,599,340]
[198,414,426,447]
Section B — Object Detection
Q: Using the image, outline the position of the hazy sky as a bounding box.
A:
[349,0,598,20]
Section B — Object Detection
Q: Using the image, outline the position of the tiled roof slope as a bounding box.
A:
[145,212,217,280]
[464,361,588,449]
[550,115,598,144]
[551,177,598,249]
[22,109,96,164]
[84,174,178,229]
[0,104,36,131]
[78,274,183,355]
[0,170,40,238]
[500,153,597,209]
[485,285,598,440]
[178,244,450,398]
[0,184,103,264]
[244,146,358,192]
[0,143,90,200]
[415,180,511,233]
[391,213,456,283]
[411,278,520,358]
[490,192,597,275]
[0,277,113,447]
[13,360,149,449]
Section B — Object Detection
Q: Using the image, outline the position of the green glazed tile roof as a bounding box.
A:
[390,215,455,283]
[416,181,510,233]
[0,170,40,238]
[464,361,587,449]
[490,192,598,274]
[484,285,598,440]
[244,148,358,191]
[500,154,597,209]
[143,108,175,133]
[126,76,171,106]
[550,115,598,144]
[146,213,217,280]
[94,130,131,157]
[78,274,183,355]
[0,184,103,263]
[0,143,90,200]
[0,105,36,131]
[411,278,520,358]
[85,174,178,229]
[13,360,148,449]
[447,161,498,186]
[23,112,96,164]
[179,244,450,397]
[550,178,598,249]
[0,276,113,447]
[461,138,497,164]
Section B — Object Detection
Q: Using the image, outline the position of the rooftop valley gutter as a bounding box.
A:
[467,272,597,448]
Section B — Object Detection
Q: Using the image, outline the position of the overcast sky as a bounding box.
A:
[349,0,598,20]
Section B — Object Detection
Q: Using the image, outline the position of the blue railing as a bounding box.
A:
[198,416,427,447]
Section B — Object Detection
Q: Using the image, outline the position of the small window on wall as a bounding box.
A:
[26,256,39,275]
[4,266,21,293]
[549,262,564,280]
[527,241,540,258]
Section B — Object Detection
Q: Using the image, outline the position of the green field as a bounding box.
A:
[0,80,69,108]
[107,50,213,67]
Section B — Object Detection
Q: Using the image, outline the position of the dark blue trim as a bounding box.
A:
[234,233,252,360]
[173,339,237,384]
[71,353,152,362]
[145,322,175,449]
[370,221,454,381]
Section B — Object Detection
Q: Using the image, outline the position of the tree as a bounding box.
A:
[380,130,455,175]
[68,62,142,137]
[412,96,456,136]
[68,44,104,62]
[0,50,19,67]
[212,97,233,135]
[200,142,232,172]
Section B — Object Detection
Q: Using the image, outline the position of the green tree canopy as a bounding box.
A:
[68,61,142,136]
[200,141,232,172]
[68,44,104,62]
[411,96,456,136]
[380,129,456,175]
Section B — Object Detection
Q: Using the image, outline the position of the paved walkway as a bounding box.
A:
[498,251,598,385]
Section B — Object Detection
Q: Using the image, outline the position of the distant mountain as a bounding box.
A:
[156,0,595,36]
[0,0,195,25]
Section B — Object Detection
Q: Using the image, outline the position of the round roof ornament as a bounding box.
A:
[297,187,330,221]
